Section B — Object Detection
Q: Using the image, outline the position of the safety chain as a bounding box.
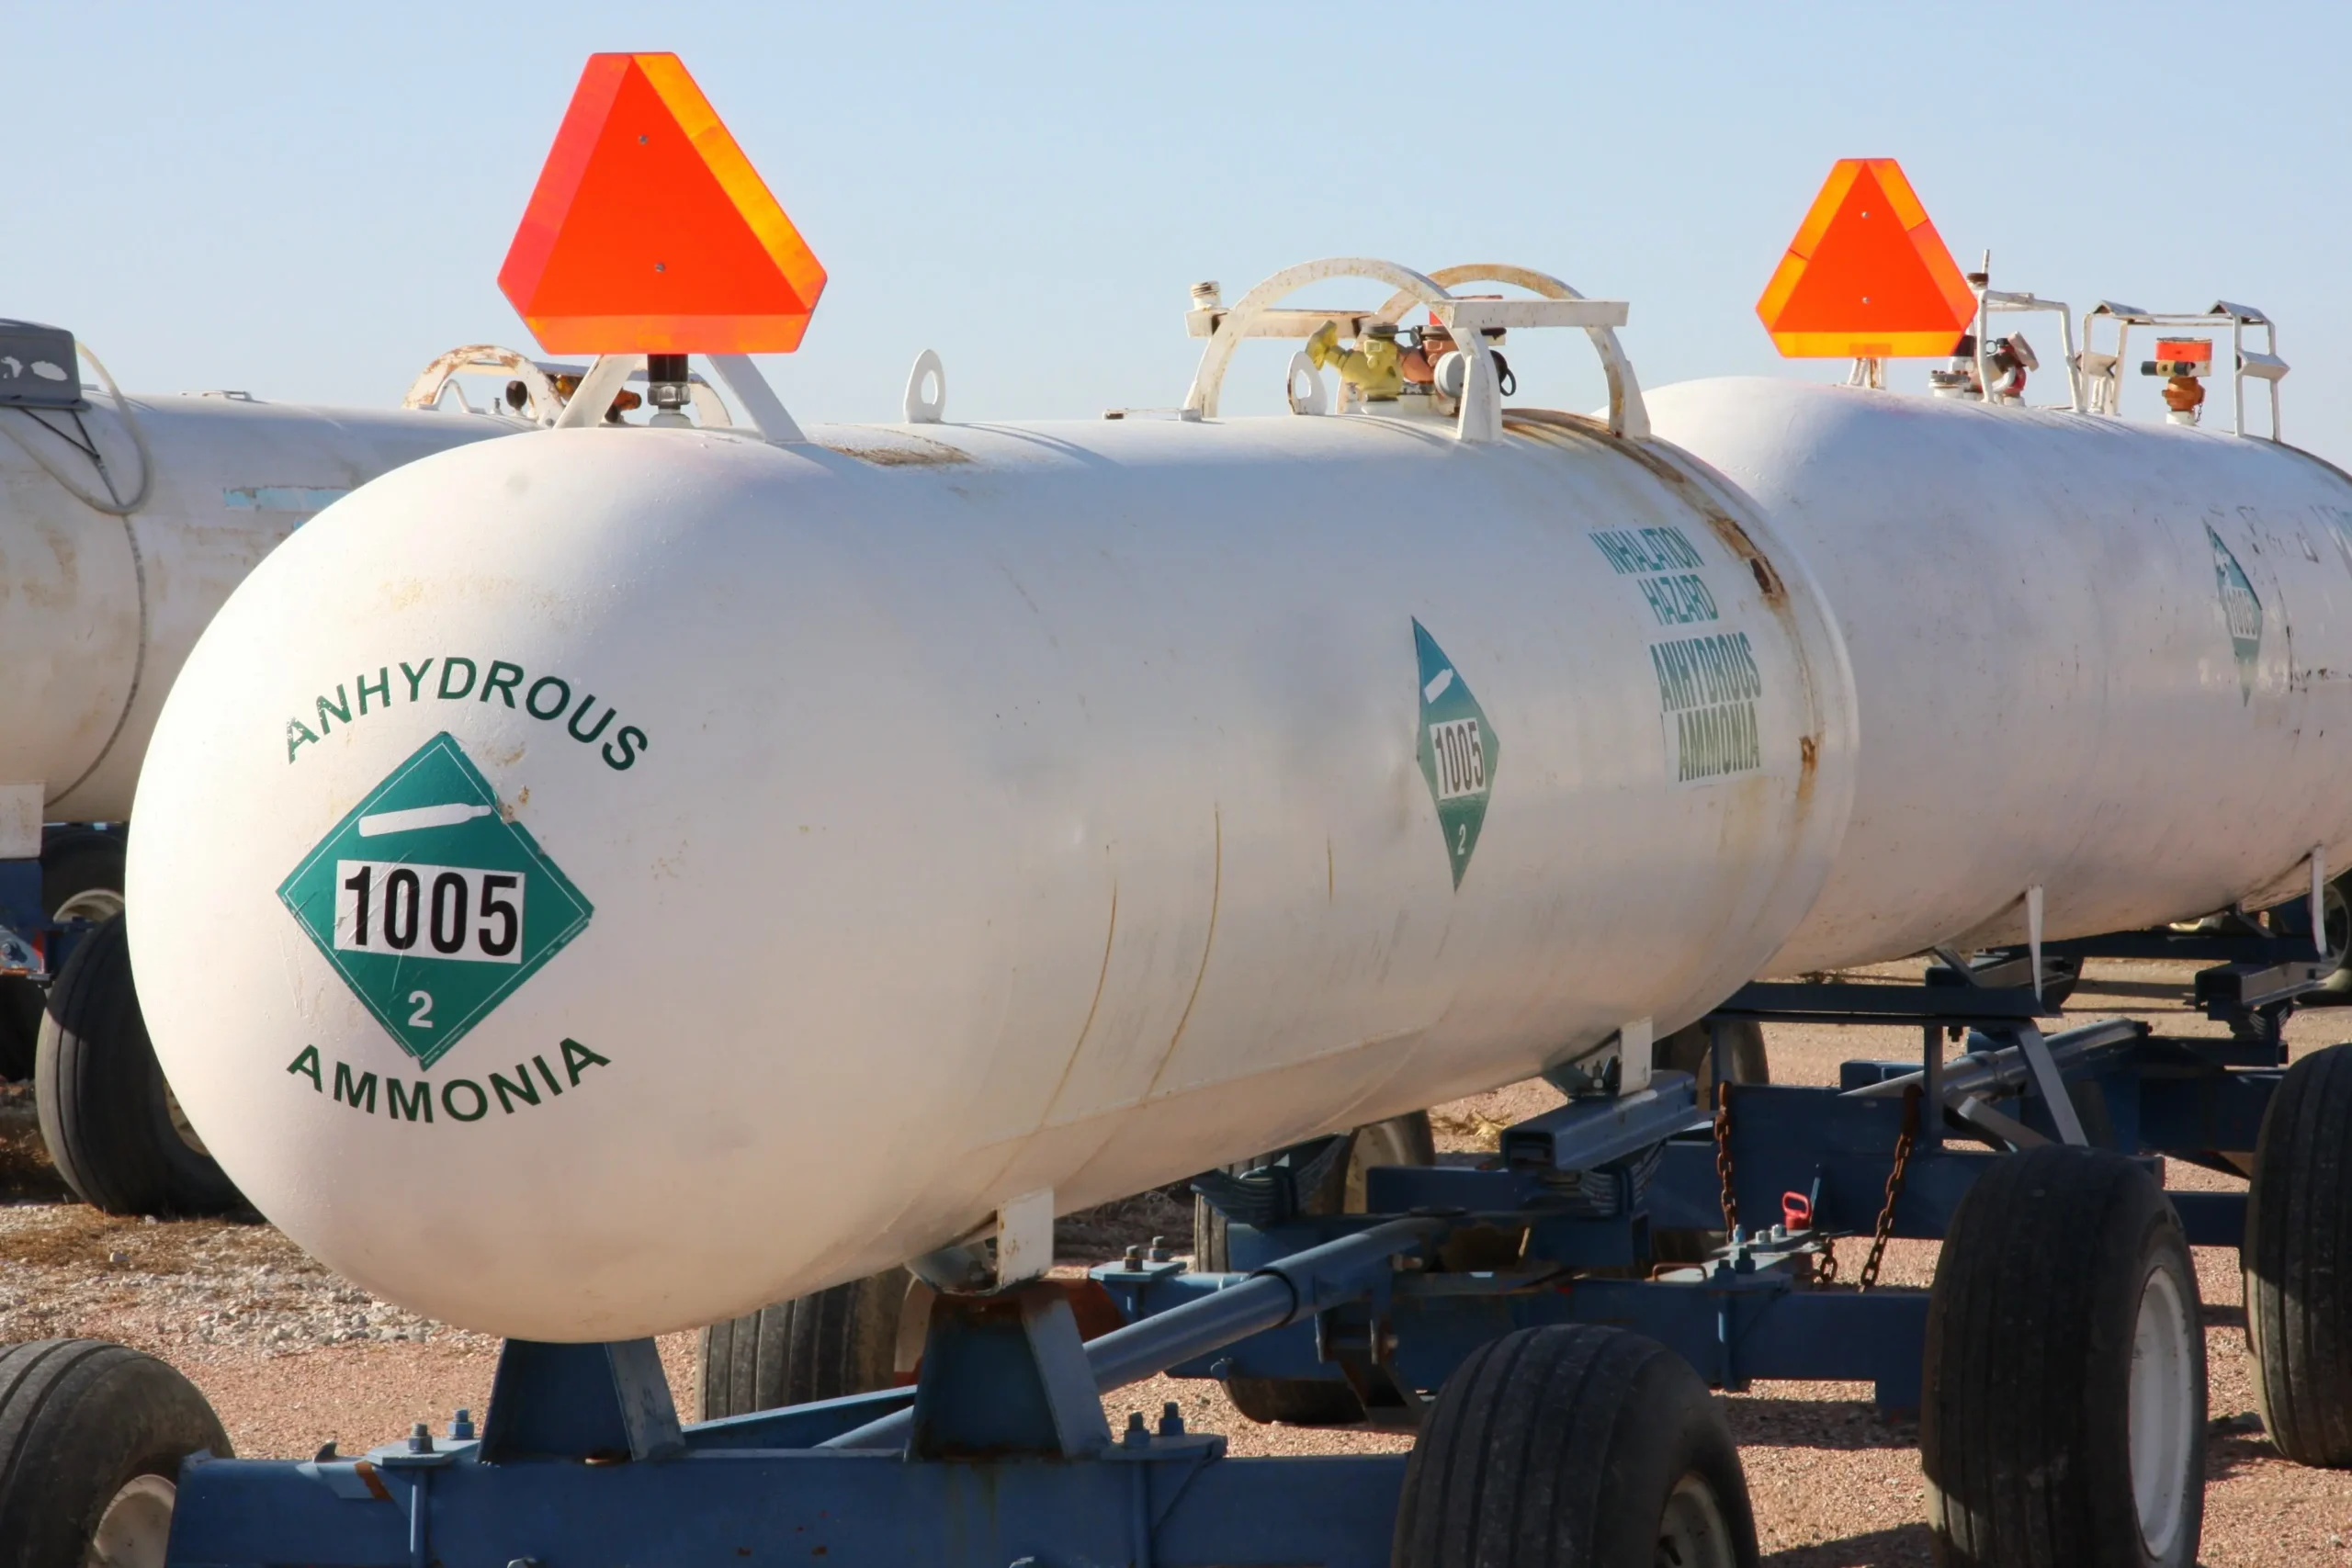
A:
[1713,1081,1739,1238]
[1813,1230,1841,1287]
[1856,1085,1923,1293]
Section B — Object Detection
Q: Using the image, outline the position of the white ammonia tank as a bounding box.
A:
[1,374,511,824]
[128,409,1858,1340]
[1645,378,2352,974]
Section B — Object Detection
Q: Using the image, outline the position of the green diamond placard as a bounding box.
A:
[1413,619,1498,888]
[278,732,593,1067]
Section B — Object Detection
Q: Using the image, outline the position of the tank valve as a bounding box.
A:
[1400,321,1512,409]
[645,353,695,427]
[1306,319,1405,404]
[1400,324,1452,386]
[1930,334,1984,400]
[1984,333,2036,403]
[2143,337,2212,425]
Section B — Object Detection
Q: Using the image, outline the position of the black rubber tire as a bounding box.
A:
[2245,1043,2352,1465]
[0,987,39,1087]
[1193,1111,1436,1426]
[34,916,243,1217]
[698,1266,916,1419]
[1923,1145,2205,1568]
[0,829,129,1083]
[1395,1324,1758,1568]
[39,830,129,921]
[0,1337,231,1562]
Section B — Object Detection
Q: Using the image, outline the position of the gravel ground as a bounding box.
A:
[4,958,2351,1561]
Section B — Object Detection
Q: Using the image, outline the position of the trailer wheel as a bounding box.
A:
[1923,1144,2203,1568]
[1193,1111,1436,1425]
[698,1267,917,1419]
[0,829,128,1082]
[34,915,243,1217]
[2245,1043,2352,1465]
[1395,1324,1755,1568]
[0,1337,231,1566]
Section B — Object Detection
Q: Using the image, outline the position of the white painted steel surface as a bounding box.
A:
[129,412,1855,1339]
[1646,378,2352,973]
[0,395,512,820]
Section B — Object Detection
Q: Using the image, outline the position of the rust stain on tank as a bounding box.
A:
[821,433,973,467]
[1797,733,1818,803]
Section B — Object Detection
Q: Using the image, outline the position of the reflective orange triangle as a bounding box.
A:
[1755,159,1974,358]
[499,53,827,355]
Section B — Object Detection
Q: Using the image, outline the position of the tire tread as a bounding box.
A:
[2247,1043,2352,1465]
[697,1269,910,1420]
[1394,1324,1757,1568]
[33,916,241,1217]
[1925,1144,2204,1566]
[0,1337,230,1562]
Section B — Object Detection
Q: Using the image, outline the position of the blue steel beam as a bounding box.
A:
[169,1446,1405,1568]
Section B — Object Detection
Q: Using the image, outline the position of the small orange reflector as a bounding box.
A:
[2154,338,2213,364]
[498,53,827,355]
[1755,159,1975,358]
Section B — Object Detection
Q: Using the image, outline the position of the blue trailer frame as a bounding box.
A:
[160,913,2319,1565]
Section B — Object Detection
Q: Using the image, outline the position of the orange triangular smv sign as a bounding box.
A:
[498,53,827,355]
[1755,159,1974,358]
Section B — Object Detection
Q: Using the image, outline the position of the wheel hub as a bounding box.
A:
[2129,1265,2195,1559]
[1656,1472,1736,1568]
[87,1473,175,1568]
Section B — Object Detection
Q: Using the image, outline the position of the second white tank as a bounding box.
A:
[1647,377,2352,972]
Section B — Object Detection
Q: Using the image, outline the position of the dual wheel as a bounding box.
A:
[36,914,243,1216]
[1,824,240,1216]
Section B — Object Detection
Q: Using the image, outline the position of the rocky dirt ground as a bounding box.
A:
[3,958,2350,1562]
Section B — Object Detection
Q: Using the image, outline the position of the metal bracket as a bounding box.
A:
[478,1337,683,1463]
[909,1286,1113,1460]
[707,354,808,444]
[2010,1026,2089,1145]
[1952,1093,2049,1150]
[902,349,945,423]
[1500,1072,1702,1173]
[910,1187,1056,1294]
[550,352,808,445]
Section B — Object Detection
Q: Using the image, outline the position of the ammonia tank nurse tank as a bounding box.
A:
[125,405,1854,1342]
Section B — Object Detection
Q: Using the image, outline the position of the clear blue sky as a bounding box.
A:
[12,1,2349,460]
